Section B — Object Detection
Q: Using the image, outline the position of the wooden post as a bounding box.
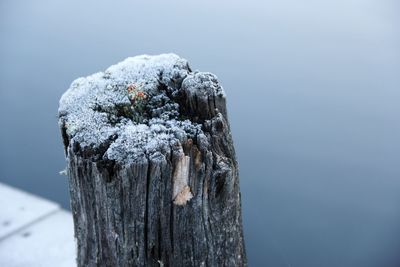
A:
[59,54,247,266]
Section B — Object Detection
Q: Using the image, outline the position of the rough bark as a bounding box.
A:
[59,54,246,267]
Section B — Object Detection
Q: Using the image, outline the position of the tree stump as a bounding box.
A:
[58,54,247,267]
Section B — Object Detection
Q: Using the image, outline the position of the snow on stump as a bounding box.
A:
[58,54,247,267]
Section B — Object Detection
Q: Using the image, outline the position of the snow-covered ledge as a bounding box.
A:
[0,183,75,267]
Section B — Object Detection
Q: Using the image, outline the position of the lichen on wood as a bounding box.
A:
[59,53,247,266]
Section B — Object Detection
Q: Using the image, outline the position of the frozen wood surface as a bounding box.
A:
[59,53,247,266]
[0,182,76,267]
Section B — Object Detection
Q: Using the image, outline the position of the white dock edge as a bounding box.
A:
[0,182,76,267]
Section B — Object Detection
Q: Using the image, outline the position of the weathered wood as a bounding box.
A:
[59,54,246,266]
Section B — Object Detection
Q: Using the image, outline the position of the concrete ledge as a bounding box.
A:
[0,183,76,266]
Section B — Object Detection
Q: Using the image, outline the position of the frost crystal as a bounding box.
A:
[59,53,220,164]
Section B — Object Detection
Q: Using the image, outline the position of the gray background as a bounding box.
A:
[1,0,399,266]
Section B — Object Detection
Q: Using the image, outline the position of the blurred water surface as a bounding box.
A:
[1,1,399,266]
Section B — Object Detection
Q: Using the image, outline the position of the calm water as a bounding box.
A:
[1,1,400,266]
